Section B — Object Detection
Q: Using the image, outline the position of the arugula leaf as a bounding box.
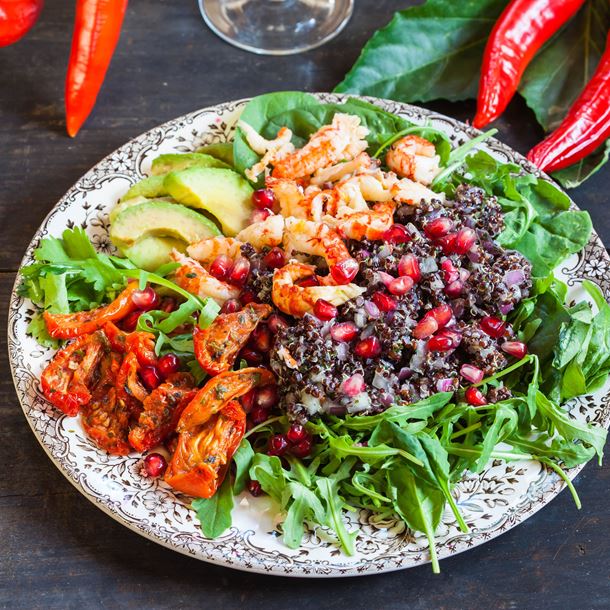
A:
[232,439,255,495]
[192,475,234,539]
[535,391,607,464]
[389,467,444,573]
[335,0,506,103]
[315,478,358,555]
[282,481,326,549]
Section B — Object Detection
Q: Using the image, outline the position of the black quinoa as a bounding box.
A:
[269,184,532,421]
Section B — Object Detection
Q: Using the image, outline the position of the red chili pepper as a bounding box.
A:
[65,0,128,137]
[473,0,586,129]
[0,0,44,47]
[527,32,610,173]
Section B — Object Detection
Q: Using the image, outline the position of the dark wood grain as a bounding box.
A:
[1,1,609,608]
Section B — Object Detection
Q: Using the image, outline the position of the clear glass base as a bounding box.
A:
[200,0,354,56]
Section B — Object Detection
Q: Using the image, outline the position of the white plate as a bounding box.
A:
[8,94,610,577]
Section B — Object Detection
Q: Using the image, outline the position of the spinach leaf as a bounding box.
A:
[233,91,317,176]
[192,475,234,539]
[335,0,506,103]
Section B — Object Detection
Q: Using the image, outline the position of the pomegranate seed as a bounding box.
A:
[250,406,270,425]
[330,321,358,342]
[330,259,359,285]
[287,424,308,444]
[388,275,414,296]
[354,336,382,359]
[424,217,453,239]
[262,247,286,269]
[160,297,177,313]
[437,233,457,254]
[122,310,142,331]
[444,279,464,297]
[313,298,338,321]
[291,437,313,458]
[383,223,410,244]
[255,385,279,409]
[247,479,263,496]
[398,254,421,282]
[427,334,454,352]
[413,316,438,339]
[229,257,250,285]
[251,325,272,352]
[252,188,275,209]
[240,289,258,305]
[501,341,528,359]
[341,373,366,397]
[480,316,507,338]
[140,366,161,391]
[220,298,241,314]
[250,208,271,224]
[267,313,289,334]
[425,304,452,328]
[441,259,460,284]
[131,287,160,311]
[240,388,257,413]
[209,254,233,280]
[372,291,397,312]
[240,347,263,365]
[268,434,289,456]
[378,271,394,288]
[157,353,180,378]
[460,364,485,384]
[297,276,320,288]
[445,329,463,346]
[452,228,477,255]
[143,453,167,477]
[465,386,487,406]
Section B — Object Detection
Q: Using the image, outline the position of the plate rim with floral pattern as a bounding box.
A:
[7,94,610,577]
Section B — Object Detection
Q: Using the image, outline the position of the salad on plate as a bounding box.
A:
[18,92,610,572]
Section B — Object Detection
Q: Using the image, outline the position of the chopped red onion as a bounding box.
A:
[364,300,381,319]
[503,269,525,287]
[436,378,455,392]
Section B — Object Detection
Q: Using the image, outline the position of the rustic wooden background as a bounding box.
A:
[1,1,609,608]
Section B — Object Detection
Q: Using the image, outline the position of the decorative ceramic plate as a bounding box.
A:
[8,94,610,577]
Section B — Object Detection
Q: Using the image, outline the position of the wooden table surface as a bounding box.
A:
[1,1,609,608]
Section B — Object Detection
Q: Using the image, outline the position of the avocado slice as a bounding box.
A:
[109,196,177,224]
[121,175,168,202]
[110,200,221,249]
[196,143,234,167]
[121,236,186,271]
[151,153,230,175]
[164,167,253,236]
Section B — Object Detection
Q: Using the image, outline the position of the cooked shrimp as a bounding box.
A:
[334,201,396,241]
[171,252,240,305]
[283,218,355,270]
[187,237,244,265]
[272,113,369,180]
[309,152,376,186]
[272,262,365,317]
[392,177,444,205]
[267,178,309,219]
[385,135,440,185]
[236,214,285,249]
[238,121,295,181]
